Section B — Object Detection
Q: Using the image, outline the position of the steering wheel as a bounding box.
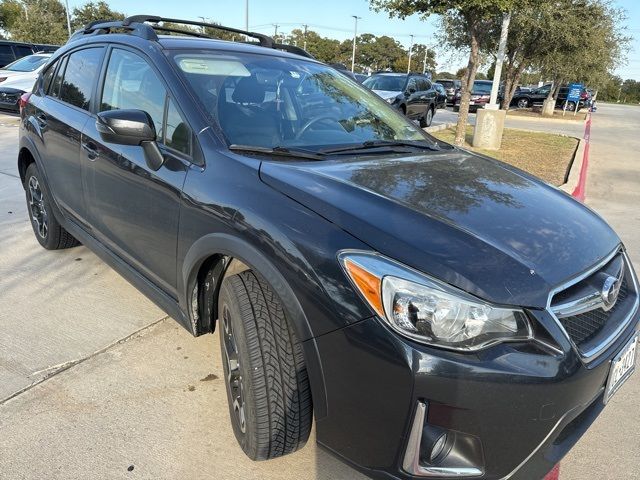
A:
[295,115,338,140]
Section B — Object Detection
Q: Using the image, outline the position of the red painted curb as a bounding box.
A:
[571,112,592,201]
[543,463,561,480]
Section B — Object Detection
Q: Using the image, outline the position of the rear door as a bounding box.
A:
[405,77,421,118]
[31,46,105,225]
[81,47,190,296]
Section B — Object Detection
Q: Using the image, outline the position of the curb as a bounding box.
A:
[559,137,586,195]
[424,122,455,133]
[505,112,588,125]
[570,112,592,201]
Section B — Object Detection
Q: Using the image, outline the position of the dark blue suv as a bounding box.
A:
[17,16,639,480]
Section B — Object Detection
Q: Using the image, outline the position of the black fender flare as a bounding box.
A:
[180,232,328,419]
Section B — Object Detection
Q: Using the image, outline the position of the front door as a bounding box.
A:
[82,47,191,297]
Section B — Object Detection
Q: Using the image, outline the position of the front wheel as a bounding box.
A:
[218,270,312,460]
[566,101,576,111]
[24,163,79,250]
[516,98,530,109]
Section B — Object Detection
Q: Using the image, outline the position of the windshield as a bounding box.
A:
[172,52,429,151]
[4,54,49,72]
[362,75,406,92]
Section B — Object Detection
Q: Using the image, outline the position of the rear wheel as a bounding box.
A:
[516,98,530,109]
[420,107,434,128]
[566,101,576,111]
[218,270,312,460]
[24,163,79,250]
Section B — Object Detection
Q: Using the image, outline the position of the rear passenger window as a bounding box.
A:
[0,45,14,66]
[14,45,34,58]
[164,99,191,155]
[59,48,103,110]
[40,61,57,94]
[49,56,67,98]
[101,48,166,137]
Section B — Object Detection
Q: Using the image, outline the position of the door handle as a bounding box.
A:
[82,141,99,160]
[36,113,47,128]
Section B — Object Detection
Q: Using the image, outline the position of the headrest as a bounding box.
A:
[232,76,265,104]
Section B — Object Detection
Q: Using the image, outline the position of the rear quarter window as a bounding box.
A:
[58,47,104,110]
[0,45,14,66]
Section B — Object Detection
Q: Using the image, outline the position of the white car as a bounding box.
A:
[0,53,51,112]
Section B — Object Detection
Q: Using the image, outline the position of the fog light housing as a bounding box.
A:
[403,402,484,477]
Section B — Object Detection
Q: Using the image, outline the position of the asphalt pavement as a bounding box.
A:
[0,105,639,479]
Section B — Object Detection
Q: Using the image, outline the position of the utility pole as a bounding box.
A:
[64,0,71,35]
[245,0,249,31]
[407,34,414,74]
[487,12,511,108]
[351,15,361,73]
[198,16,207,34]
[302,24,308,51]
[273,24,279,39]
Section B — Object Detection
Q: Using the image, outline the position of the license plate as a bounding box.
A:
[604,334,637,403]
[469,101,475,105]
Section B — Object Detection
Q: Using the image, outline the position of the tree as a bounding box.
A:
[71,1,124,30]
[9,0,68,44]
[371,0,521,146]
[285,28,341,63]
[394,44,436,74]
[0,0,23,34]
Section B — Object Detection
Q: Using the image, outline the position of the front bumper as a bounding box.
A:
[313,306,639,480]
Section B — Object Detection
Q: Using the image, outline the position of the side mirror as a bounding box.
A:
[96,109,164,171]
[407,87,416,95]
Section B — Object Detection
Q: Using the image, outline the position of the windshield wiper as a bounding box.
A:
[228,144,325,161]
[319,139,441,155]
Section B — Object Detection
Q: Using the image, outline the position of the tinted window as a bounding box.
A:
[0,45,14,66]
[164,99,191,155]
[14,45,34,58]
[472,82,492,94]
[40,60,57,93]
[59,48,103,110]
[101,49,166,138]
[49,56,67,98]
[407,77,418,92]
[416,78,430,91]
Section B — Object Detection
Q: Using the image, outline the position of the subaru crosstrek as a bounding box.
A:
[17,16,639,480]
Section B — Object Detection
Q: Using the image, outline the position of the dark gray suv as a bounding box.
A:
[17,16,639,480]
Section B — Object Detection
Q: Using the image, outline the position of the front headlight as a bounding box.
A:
[385,97,395,103]
[339,251,532,351]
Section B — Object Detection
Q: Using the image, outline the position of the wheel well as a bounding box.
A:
[18,147,35,185]
[400,104,406,114]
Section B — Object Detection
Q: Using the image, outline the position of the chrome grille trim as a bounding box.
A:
[546,247,639,361]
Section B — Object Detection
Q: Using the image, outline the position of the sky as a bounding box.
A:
[65,0,640,80]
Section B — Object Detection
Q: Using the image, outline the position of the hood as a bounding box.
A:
[372,90,401,101]
[0,71,37,91]
[260,151,620,308]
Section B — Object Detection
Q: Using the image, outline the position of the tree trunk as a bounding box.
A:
[454,27,480,146]
[502,62,526,110]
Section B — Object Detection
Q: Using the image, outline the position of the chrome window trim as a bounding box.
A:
[545,247,639,361]
[402,402,483,478]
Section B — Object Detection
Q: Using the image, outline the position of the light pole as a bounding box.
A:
[64,0,71,36]
[422,46,429,75]
[407,35,414,74]
[245,0,249,31]
[487,12,511,108]
[302,24,308,51]
[351,15,361,73]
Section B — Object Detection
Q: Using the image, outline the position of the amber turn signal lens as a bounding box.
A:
[344,259,384,317]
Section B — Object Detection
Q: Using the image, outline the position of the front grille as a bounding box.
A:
[550,252,638,357]
[559,279,628,346]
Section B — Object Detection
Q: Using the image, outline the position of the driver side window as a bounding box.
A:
[101,48,166,140]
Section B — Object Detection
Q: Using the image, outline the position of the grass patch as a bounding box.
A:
[506,108,587,121]
[431,126,579,186]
